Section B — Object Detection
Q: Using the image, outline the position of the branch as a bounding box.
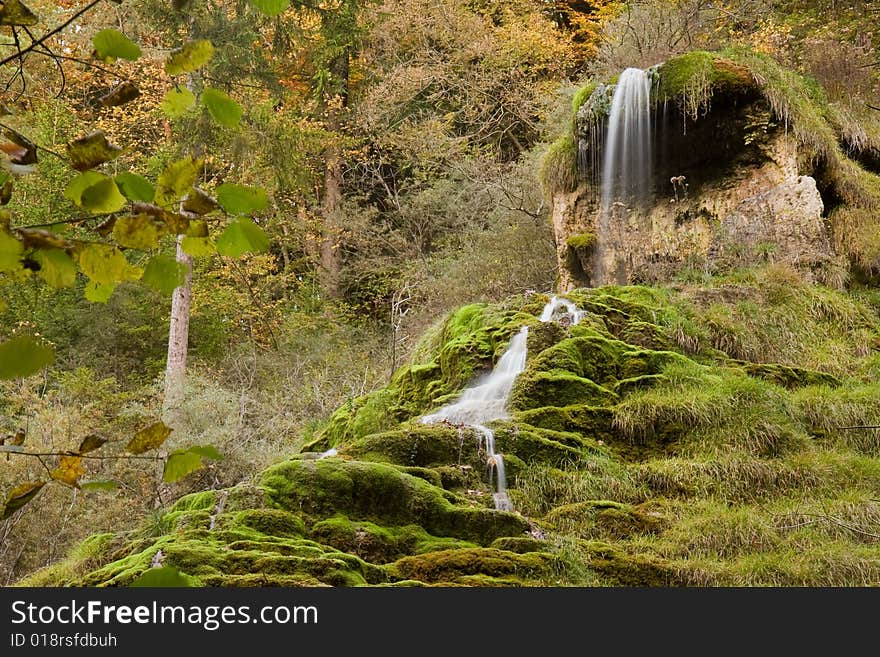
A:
[0,120,68,161]
[0,0,105,68]
[4,450,163,461]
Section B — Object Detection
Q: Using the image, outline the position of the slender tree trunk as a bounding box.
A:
[163,235,193,417]
[318,49,350,299]
[320,151,343,296]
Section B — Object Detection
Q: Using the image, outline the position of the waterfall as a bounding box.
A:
[594,67,653,285]
[421,296,583,511]
[540,295,584,325]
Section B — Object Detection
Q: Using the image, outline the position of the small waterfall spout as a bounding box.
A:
[595,67,653,286]
[540,295,584,326]
[421,296,584,512]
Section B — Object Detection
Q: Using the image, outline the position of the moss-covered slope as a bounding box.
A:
[25,273,880,586]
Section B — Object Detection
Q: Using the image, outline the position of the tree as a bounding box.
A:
[0,0,284,518]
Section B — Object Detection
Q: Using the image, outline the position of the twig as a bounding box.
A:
[0,0,105,68]
[0,120,68,161]
[5,451,163,461]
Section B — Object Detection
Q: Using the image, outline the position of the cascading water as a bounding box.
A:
[594,67,653,286]
[421,297,583,511]
[540,295,585,325]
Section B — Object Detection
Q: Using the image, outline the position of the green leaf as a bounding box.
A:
[249,0,289,16]
[163,449,203,483]
[182,189,217,216]
[216,184,268,215]
[201,87,242,128]
[165,40,214,76]
[188,445,223,460]
[162,445,220,483]
[66,131,123,171]
[81,178,127,213]
[77,243,128,284]
[185,220,209,238]
[34,248,76,288]
[127,421,173,455]
[216,218,269,257]
[142,255,186,296]
[80,480,118,492]
[0,0,38,26]
[1,481,45,520]
[65,172,127,213]
[84,281,116,303]
[0,336,54,379]
[154,158,201,209]
[130,566,197,587]
[112,214,164,250]
[116,172,155,203]
[180,236,215,257]
[160,87,196,118]
[0,230,23,272]
[92,29,141,62]
[78,434,108,454]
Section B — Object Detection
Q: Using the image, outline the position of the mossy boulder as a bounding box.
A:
[260,457,528,545]
[387,547,557,585]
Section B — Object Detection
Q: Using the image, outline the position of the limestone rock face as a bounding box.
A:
[555,80,843,291]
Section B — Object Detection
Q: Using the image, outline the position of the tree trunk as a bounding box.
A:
[320,150,343,296]
[318,48,351,299]
[163,235,193,418]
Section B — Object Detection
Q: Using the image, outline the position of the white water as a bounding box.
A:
[595,67,653,285]
[600,68,653,213]
[540,295,584,325]
[421,296,583,511]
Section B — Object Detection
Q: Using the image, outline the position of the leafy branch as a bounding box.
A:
[0,421,223,520]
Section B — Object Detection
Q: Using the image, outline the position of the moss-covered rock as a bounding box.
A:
[32,281,880,589]
[341,424,479,469]
[310,516,477,564]
[261,457,528,545]
[387,547,556,585]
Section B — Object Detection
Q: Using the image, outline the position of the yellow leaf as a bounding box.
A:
[126,421,173,454]
[50,456,84,487]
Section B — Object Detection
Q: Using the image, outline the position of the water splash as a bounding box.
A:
[421,296,583,512]
[595,67,653,285]
[539,295,584,325]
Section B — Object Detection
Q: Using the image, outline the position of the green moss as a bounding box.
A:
[657,51,756,120]
[566,232,596,251]
[540,133,578,195]
[226,509,306,538]
[510,370,617,410]
[492,422,609,466]
[512,404,614,439]
[387,547,556,584]
[342,424,478,469]
[260,458,528,544]
[170,490,219,513]
[572,82,597,116]
[740,362,840,389]
[545,501,665,539]
[310,516,477,563]
[579,540,682,586]
[525,320,568,360]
